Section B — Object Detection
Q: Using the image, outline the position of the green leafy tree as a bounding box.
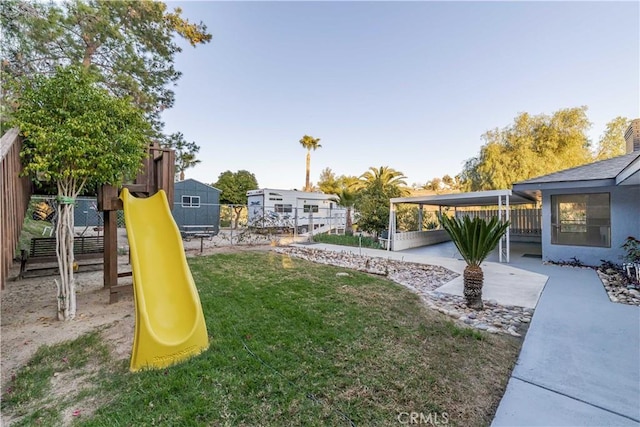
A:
[317,167,340,195]
[460,107,593,190]
[213,170,259,229]
[12,65,150,320]
[438,214,510,310]
[299,135,321,192]
[356,166,409,236]
[441,175,454,189]
[1,0,211,134]
[423,177,442,193]
[161,132,201,181]
[595,117,630,160]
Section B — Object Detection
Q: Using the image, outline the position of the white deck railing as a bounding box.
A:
[390,229,450,251]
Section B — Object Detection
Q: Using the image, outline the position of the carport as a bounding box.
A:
[388,189,537,262]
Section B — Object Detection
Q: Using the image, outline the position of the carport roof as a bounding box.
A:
[390,189,537,207]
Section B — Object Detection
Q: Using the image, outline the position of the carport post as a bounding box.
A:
[387,201,394,251]
[498,195,503,263]
[506,194,510,263]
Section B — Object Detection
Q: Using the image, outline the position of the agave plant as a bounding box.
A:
[438,214,510,310]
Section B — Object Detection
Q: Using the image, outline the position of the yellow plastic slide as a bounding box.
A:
[120,188,209,372]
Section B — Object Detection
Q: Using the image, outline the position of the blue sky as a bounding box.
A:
[162,1,639,190]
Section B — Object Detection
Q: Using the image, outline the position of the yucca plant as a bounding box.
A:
[438,214,510,310]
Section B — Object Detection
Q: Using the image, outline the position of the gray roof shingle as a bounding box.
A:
[515,152,640,185]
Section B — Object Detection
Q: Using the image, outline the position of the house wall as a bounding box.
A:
[172,180,221,233]
[541,185,640,266]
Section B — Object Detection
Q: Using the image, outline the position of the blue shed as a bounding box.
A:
[172,179,221,235]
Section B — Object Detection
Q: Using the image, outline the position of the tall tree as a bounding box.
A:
[336,188,357,235]
[595,116,630,160]
[299,135,321,192]
[356,166,409,236]
[161,132,201,181]
[1,0,211,134]
[460,107,593,190]
[317,167,339,195]
[213,170,259,229]
[330,175,360,235]
[359,166,409,196]
[11,65,150,320]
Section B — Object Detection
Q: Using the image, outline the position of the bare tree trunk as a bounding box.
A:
[233,205,243,229]
[55,177,85,320]
[345,206,353,235]
[305,151,311,191]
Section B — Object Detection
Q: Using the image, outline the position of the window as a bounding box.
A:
[274,204,292,213]
[551,193,610,247]
[182,195,200,208]
[303,204,319,213]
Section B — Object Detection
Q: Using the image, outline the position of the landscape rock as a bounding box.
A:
[597,270,640,306]
[277,246,534,336]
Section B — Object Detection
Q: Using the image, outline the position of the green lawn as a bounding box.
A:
[312,233,382,249]
[2,252,521,426]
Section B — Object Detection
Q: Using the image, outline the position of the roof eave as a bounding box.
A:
[512,178,615,192]
[616,155,640,185]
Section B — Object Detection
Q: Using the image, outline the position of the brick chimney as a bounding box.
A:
[625,119,640,153]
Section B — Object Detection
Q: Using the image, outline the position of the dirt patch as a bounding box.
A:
[1,241,275,394]
[1,259,134,392]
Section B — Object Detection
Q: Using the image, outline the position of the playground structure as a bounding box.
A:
[120,188,209,371]
[1,130,176,294]
[3,130,210,371]
[97,143,175,303]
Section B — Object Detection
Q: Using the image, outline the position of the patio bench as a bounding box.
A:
[19,235,104,279]
[180,225,218,253]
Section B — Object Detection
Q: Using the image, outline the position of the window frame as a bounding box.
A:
[274,204,293,213]
[181,195,201,208]
[550,193,611,248]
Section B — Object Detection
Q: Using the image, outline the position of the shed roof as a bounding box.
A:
[174,178,221,192]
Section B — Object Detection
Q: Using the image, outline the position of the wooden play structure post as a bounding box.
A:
[98,143,174,303]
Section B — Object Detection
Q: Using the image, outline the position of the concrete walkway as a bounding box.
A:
[492,259,640,426]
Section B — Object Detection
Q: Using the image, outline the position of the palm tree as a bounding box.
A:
[336,187,357,235]
[299,135,321,191]
[177,152,201,181]
[437,214,510,310]
[359,166,410,197]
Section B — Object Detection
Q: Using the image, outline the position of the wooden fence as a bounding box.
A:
[456,208,542,236]
[1,128,32,288]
